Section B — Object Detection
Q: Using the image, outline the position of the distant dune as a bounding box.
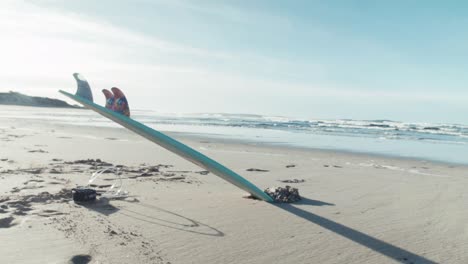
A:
[0,91,80,108]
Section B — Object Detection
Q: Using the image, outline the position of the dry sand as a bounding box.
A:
[1,118,467,264]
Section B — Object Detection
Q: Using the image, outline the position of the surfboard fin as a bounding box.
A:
[102,89,115,109]
[72,73,93,102]
[110,87,130,117]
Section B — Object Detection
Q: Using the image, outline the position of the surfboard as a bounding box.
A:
[59,77,273,202]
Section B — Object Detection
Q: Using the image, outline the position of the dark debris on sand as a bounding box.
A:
[2,188,72,208]
[246,168,269,172]
[2,158,196,184]
[0,158,200,220]
[279,179,305,183]
[264,186,301,203]
[65,159,113,167]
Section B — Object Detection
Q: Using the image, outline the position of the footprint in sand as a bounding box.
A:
[19,168,44,174]
[49,168,63,174]
[7,134,27,138]
[89,184,112,188]
[0,207,7,214]
[324,165,343,168]
[23,179,45,184]
[35,209,67,217]
[68,254,92,264]
[28,149,48,153]
[13,207,33,216]
[0,216,16,228]
[11,184,45,193]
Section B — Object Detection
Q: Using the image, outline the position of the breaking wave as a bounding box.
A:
[132,112,468,145]
[1,106,467,164]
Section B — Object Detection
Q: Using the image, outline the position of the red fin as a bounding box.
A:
[102,89,114,109]
[110,87,130,117]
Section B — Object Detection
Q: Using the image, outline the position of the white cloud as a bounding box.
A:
[0,1,229,88]
[0,0,465,121]
[0,1,328,106]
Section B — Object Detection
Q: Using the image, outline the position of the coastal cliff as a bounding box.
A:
[0,91,80,108]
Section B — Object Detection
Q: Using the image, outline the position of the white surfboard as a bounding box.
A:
[59,75,273,202]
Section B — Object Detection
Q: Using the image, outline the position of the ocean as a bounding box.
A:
[1,105,467,165]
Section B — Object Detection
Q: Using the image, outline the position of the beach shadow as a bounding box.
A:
[80,197,120,216]
[296,197,335,206]
[118,202,224,237]
[274,203,436,264]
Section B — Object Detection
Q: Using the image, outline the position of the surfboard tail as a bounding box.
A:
[71,72,130,117]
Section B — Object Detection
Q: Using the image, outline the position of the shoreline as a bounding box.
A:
[6,115,467,168]
[175,130,468,168]
[1,105,467,166]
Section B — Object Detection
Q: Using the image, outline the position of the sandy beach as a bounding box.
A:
[2,0,467,263]
[1,117,467,264]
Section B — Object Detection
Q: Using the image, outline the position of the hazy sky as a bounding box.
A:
[1,0,467,123]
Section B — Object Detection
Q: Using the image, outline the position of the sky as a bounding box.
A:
[1,0,467,124]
